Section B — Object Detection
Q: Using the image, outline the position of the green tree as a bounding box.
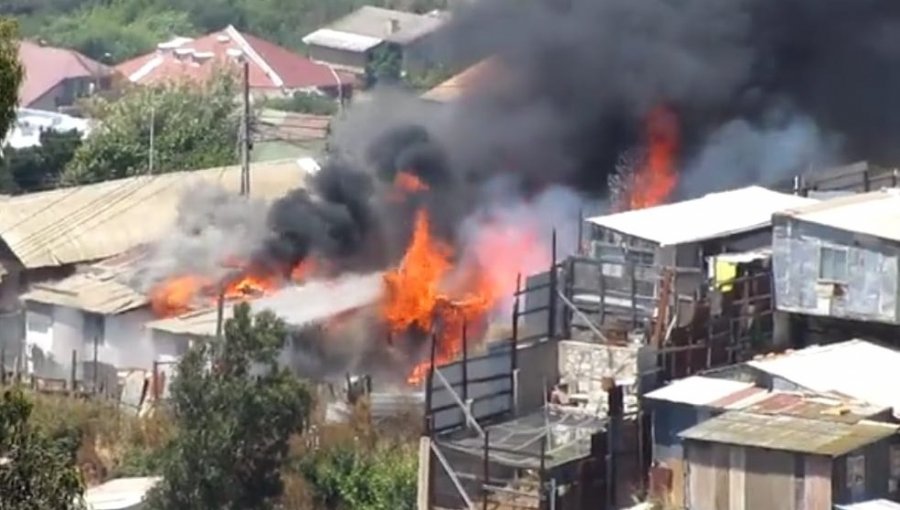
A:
[1,129,83,193]
[63,72,240,185]
[0,19,23,139]
[146,303,313,510]
[298,443,418,510]
[39,4,196,62]
[0,389,85,510]
[366,45,403,87]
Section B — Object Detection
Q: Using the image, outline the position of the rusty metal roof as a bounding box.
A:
[0,159,307,270]
[679,411,898,457]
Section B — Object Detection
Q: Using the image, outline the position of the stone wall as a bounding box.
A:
[557,340,657,413]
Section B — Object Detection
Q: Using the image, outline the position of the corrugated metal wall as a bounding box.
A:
[773,217,900,324]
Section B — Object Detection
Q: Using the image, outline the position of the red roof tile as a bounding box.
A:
[18,40,113,107]
[115,26,353,91]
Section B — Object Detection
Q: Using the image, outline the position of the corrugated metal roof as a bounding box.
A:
[644,376,757,406]
[776,187,900,242]
[586,186,817,246]
[146,272,384,336]
[737,391,889,424]
[0,159,307,270]
[21,248,149,315]
[747,339,900,415]
[837,500,900,510]
[306,6,447,47]
[302,28,384,53]
[679,411,898,456]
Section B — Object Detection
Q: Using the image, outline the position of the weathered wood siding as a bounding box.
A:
[685,442,835,510]
[745,448,794,510]
[803,455,833,510]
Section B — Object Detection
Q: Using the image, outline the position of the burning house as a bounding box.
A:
[0,159,307,375]
[18,249,170,383]
[144,272,389,382]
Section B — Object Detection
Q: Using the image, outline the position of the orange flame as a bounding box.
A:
[382,209,494,385]
[394,171,429,193]
[149,258,316,318]
[627,105,680,210]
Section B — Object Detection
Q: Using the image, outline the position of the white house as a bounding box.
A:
[4,108,92,150]
[20,250,187,379]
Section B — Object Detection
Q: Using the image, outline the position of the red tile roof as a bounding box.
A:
[116,26,353,91]
[18,40,113,107]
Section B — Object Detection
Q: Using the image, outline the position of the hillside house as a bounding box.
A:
[116,26,353,99]
[680,411,900,509]
[772,189,900,343]
[302,6,448,75]
[0,159,310,368]
[18,40,114,112]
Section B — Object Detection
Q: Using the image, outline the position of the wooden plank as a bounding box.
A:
[729,446,746,510]
[803,455,832,510]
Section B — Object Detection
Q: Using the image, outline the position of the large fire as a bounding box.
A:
[623,105,680,210]
[149,259,315,317]
[382,209,493,385]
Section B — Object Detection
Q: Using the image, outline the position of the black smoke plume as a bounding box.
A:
[180,0,900,287]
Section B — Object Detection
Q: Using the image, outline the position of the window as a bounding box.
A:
[83,313,106,346]
[819,246,849,282]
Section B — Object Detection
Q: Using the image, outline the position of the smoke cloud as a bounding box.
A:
[135,0,900,383]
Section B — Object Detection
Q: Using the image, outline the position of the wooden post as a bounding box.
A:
[92,335,99,395]
[0,348,5,386]
[539,435,548,510]
[240,60,251,196]
[215,285,226,341]
[69,349,77,395]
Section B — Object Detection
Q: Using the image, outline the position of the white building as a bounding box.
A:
[20,250,187,378]
[4,108,92,150]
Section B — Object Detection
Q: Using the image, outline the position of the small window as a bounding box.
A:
[819,246,848,282]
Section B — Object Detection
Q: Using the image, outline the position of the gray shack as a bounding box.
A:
[772,189,900,340]
[679,411,900,510]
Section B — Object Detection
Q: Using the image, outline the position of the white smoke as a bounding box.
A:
[456,175,592,318]
[130,183,270,292]
[679,111,842,198]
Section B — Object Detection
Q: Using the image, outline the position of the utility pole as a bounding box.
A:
[148,105,155,174]
[240,60,251,196]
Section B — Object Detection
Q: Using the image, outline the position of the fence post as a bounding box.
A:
[462,321,469,403]
[482,429,491,510]
[547,229,558,340]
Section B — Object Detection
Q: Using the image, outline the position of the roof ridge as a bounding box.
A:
[225,25,284,88]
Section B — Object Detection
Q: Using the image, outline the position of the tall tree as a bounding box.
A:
[0,19,24,139]
[63,71,240,185]
[146,303,313,510]
[0,389,85,510]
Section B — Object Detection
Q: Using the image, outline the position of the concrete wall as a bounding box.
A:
[773,216,900,324]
